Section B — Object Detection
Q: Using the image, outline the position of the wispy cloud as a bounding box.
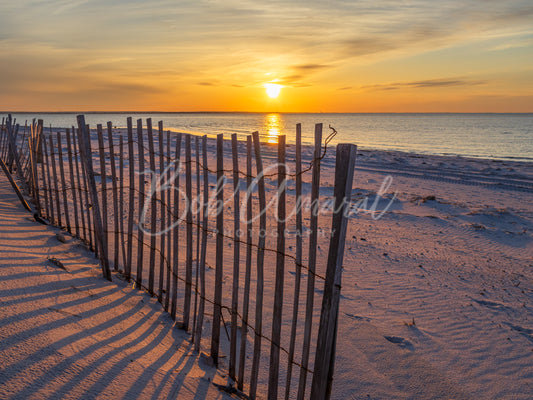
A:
[292,64,331,72]
[363,78,487,91]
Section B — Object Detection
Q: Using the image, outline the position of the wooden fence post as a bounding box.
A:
[97,125,108,262]
[165,130,172,312]
[171,133,183,320]
[211,133,224,365]
[310,143,357,400]
[285,124,303,400]
[76,115,112,281]
[119,134,127,271]
[298,123,323,400]
[194,134,209,353]
[107,122,120,270]
[237,135,253,390]
[229,133,241,381]
[126,117,135,280]
[268,134,286,400]
[72,128,87,242]
[147,118,157,295]
[66,129,80,238]
[183,133,193,330]
[136,119,145,288]
[192,135,201,340]
[57,131,71,233]
[49,134,62,228]
[250,131,266,400]
[157,121,166,303]
[40,128,50,221]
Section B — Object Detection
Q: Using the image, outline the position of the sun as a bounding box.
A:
[264,83,283,98]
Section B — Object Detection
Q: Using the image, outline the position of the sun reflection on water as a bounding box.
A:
[264,113,281,144]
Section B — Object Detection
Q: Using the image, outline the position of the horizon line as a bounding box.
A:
[2,111,532,115]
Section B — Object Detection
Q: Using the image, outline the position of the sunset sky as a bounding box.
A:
[1,0,532,112]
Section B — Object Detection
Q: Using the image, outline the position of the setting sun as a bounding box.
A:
[264,83,282,99]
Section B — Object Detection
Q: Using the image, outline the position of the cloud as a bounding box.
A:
[292,64,331,72]
[269,64,333,88]
[363,78,487,91]
[342,37,397,57]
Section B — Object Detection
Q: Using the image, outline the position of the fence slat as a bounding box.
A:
[107,122,120,270]
[136,119,145,288]
[33,122,43,206]
[165,130,172,312]
[97,125,108,255]
[238,135,253,390]
[194,135,209,353]
[126,117,135,280]
[311,144,357,400]
[76,115,111,281]
[250,131,266,400]
[56,131,71,233]
[229,133,240,381]
[183,133,193,330]
[192,135,201,340]
[285,123,303,400]
[147,118,157,295]
[17,122,29,175]
[0,118,6,161]
[298,123,323,400]
[65,129,80,238]
[158,121,166,303]
[72,128,88,243]
[171,132,183,320]
[211,133,224,366]
[49,134,62,228]
[119,134,127,271]
[268,134,287,399]
[40,128,50,221]
[83,125,95,253]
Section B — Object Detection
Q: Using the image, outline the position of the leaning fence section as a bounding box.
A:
[0,114,356,400]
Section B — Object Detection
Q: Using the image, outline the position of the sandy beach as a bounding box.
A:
[0,170,232,400]
[1,139,532,399]
[332,149,533,399]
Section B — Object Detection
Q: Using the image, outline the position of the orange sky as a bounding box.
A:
[1,1,532,112]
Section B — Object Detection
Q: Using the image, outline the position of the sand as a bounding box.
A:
[333,149,533,399]
[0,170,232,400]
[1,134,532,399]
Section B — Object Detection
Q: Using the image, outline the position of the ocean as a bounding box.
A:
[2,112,532,162]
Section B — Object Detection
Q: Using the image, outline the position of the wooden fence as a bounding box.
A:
[0,114,357,400]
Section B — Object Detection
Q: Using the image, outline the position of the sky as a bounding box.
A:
[0,0,532,112]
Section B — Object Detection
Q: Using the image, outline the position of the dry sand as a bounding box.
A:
[0,171,232,400]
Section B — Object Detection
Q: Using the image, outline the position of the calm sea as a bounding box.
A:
[2,113,532,162]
